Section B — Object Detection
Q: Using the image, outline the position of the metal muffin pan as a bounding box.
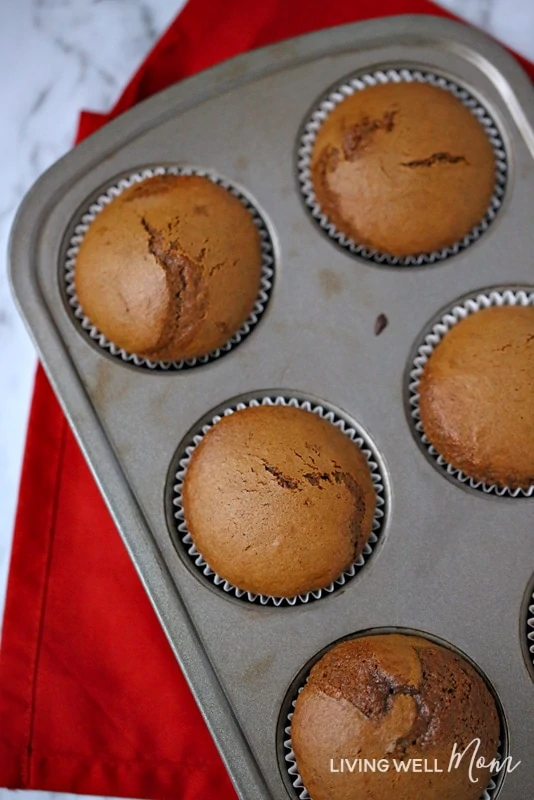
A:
[9,14,534,800]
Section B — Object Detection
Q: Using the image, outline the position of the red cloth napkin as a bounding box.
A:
[1,1,533,798]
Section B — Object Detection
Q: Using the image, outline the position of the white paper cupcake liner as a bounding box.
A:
[171,395,387,607]
[63,165,275,370]
[297,69,507,266]
[282,637,505,800]
[408,288,534,497]
[524,580,534,679]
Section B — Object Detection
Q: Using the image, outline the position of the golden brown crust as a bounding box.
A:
[181,405,376,597]
[311,82,496,257]
[74,174,262,360]
[419,305,534,489]
[291,634,500,800]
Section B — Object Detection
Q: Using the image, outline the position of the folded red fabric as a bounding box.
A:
[1,0,532,797]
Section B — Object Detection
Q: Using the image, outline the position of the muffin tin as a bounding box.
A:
[9,14,534,800]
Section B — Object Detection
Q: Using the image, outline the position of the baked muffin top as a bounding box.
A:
[311,82,496,256]
[181,405,376,597]
[291,633,500,800]
[74,174,262,361]
[419,305,534,489]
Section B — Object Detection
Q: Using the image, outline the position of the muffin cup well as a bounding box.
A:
[408,288,534,497]
[297,68,507,266]
[63,165,275,370]
[170,394,387,607]
[279,628,507,800]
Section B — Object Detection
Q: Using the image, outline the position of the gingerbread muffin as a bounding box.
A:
[291,634,500,800]
[419,305,534,489]
[74,174,262,361]
[311,81,496,256]
[181,405,376,597]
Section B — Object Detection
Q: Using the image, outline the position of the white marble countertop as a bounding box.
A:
[1,1,534,799]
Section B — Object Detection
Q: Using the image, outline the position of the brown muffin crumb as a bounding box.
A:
[419,305,534,489]
[311,82,496,257]
[74,174,262,360]
[291,634,500,800]
[182,405,376,597]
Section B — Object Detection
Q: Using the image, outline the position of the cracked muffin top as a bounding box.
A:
[291,634,500,800]
[311,82,496,256]
[181,405,376,597]
[419,305,534,490]
[74,174,262,361]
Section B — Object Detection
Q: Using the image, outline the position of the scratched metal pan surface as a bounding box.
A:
[9,14,534,799]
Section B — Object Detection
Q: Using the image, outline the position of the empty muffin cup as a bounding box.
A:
[169,394,387,606]
[297,69,507,265]
[63,165,275,370]
[408,288,534,496]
